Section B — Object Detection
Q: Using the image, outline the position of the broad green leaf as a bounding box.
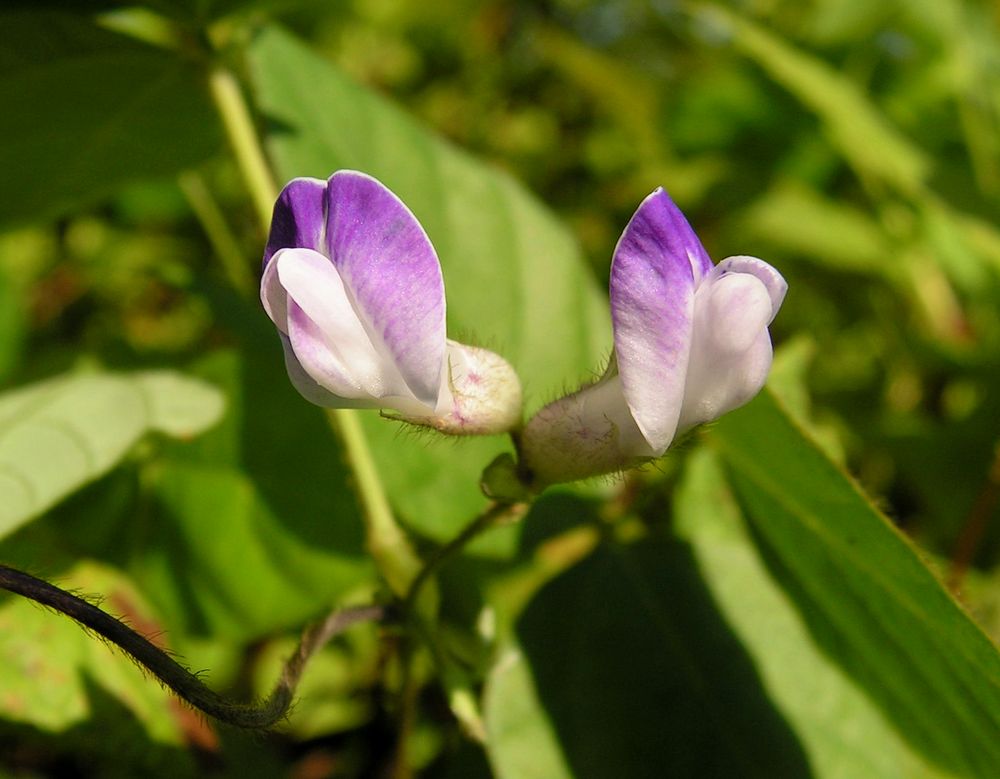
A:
[0,11,220,226]
[710,389,1000,777]
[248,26,611,539]
[0,370,223,541]
[0,562,189,759]
[768,338,845,463]
[702,6,929,196]
[484,537,815,779]
[673,448,953,779]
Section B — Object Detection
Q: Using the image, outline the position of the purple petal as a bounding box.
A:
[652,187,714,281]
[263,177,327,267]
[324,171,446,407]
[708,255,787,323]
[610,189,698,452]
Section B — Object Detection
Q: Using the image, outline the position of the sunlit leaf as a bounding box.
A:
[674,447,953,779]
[484,537,815,779]
[0,564,188,752]
[125,341,372,640]
[0,370,222,541]
[710,389,1000,777]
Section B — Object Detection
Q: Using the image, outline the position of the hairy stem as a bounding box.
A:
[0,564,384,730]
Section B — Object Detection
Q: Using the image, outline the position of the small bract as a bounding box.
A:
[261,170,521,435]
[521,187,786,487]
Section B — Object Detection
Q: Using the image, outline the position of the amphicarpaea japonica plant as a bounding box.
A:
[0,168,784,733]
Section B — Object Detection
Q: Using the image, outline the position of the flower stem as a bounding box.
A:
[0,564,385,730]
[404,501,528,612]
[178,170,255,296]
[206,64,276,228]
[330,408,423,596]
[205,59,420,597]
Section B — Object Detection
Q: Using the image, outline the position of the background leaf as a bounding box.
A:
[702,5,929,196]
[0,10,221,226]
[673,447,952,779]
[0,369,223,541]
[483,536,814,779]
[710,390,1000,777]
[120,321,373,641]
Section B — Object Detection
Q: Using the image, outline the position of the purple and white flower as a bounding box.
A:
[521,187,786,486]
[261,170,521,435]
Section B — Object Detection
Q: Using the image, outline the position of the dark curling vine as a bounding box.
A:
[0,564,386,730]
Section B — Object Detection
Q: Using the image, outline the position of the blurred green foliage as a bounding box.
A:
[1,0,1000,777]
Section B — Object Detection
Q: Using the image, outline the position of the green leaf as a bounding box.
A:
[673,447,952,779]
[710,389,1000,777]
[0,369,223,541]
[484,537,815,779]
[248,26,611,539]
[0,11,221,226]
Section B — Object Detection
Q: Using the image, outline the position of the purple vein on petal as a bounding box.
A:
[263,177,328,267]
[324,170,446,407]
[610,188,697,453]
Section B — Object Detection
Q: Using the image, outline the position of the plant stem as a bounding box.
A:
[178,170,255,296]
[206,65,276,228]
[0,565,384,730]
[330,408,423,596]
[205,59,419,597]
[404,501,527,612]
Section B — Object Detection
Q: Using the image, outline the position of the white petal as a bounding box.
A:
[709,255,787,324]
[679,272,774,429]
[275,247,413,402]
[260,257,288,335]
[700,272,774,355]
[278,333,374,409]
[286,301,377,401]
